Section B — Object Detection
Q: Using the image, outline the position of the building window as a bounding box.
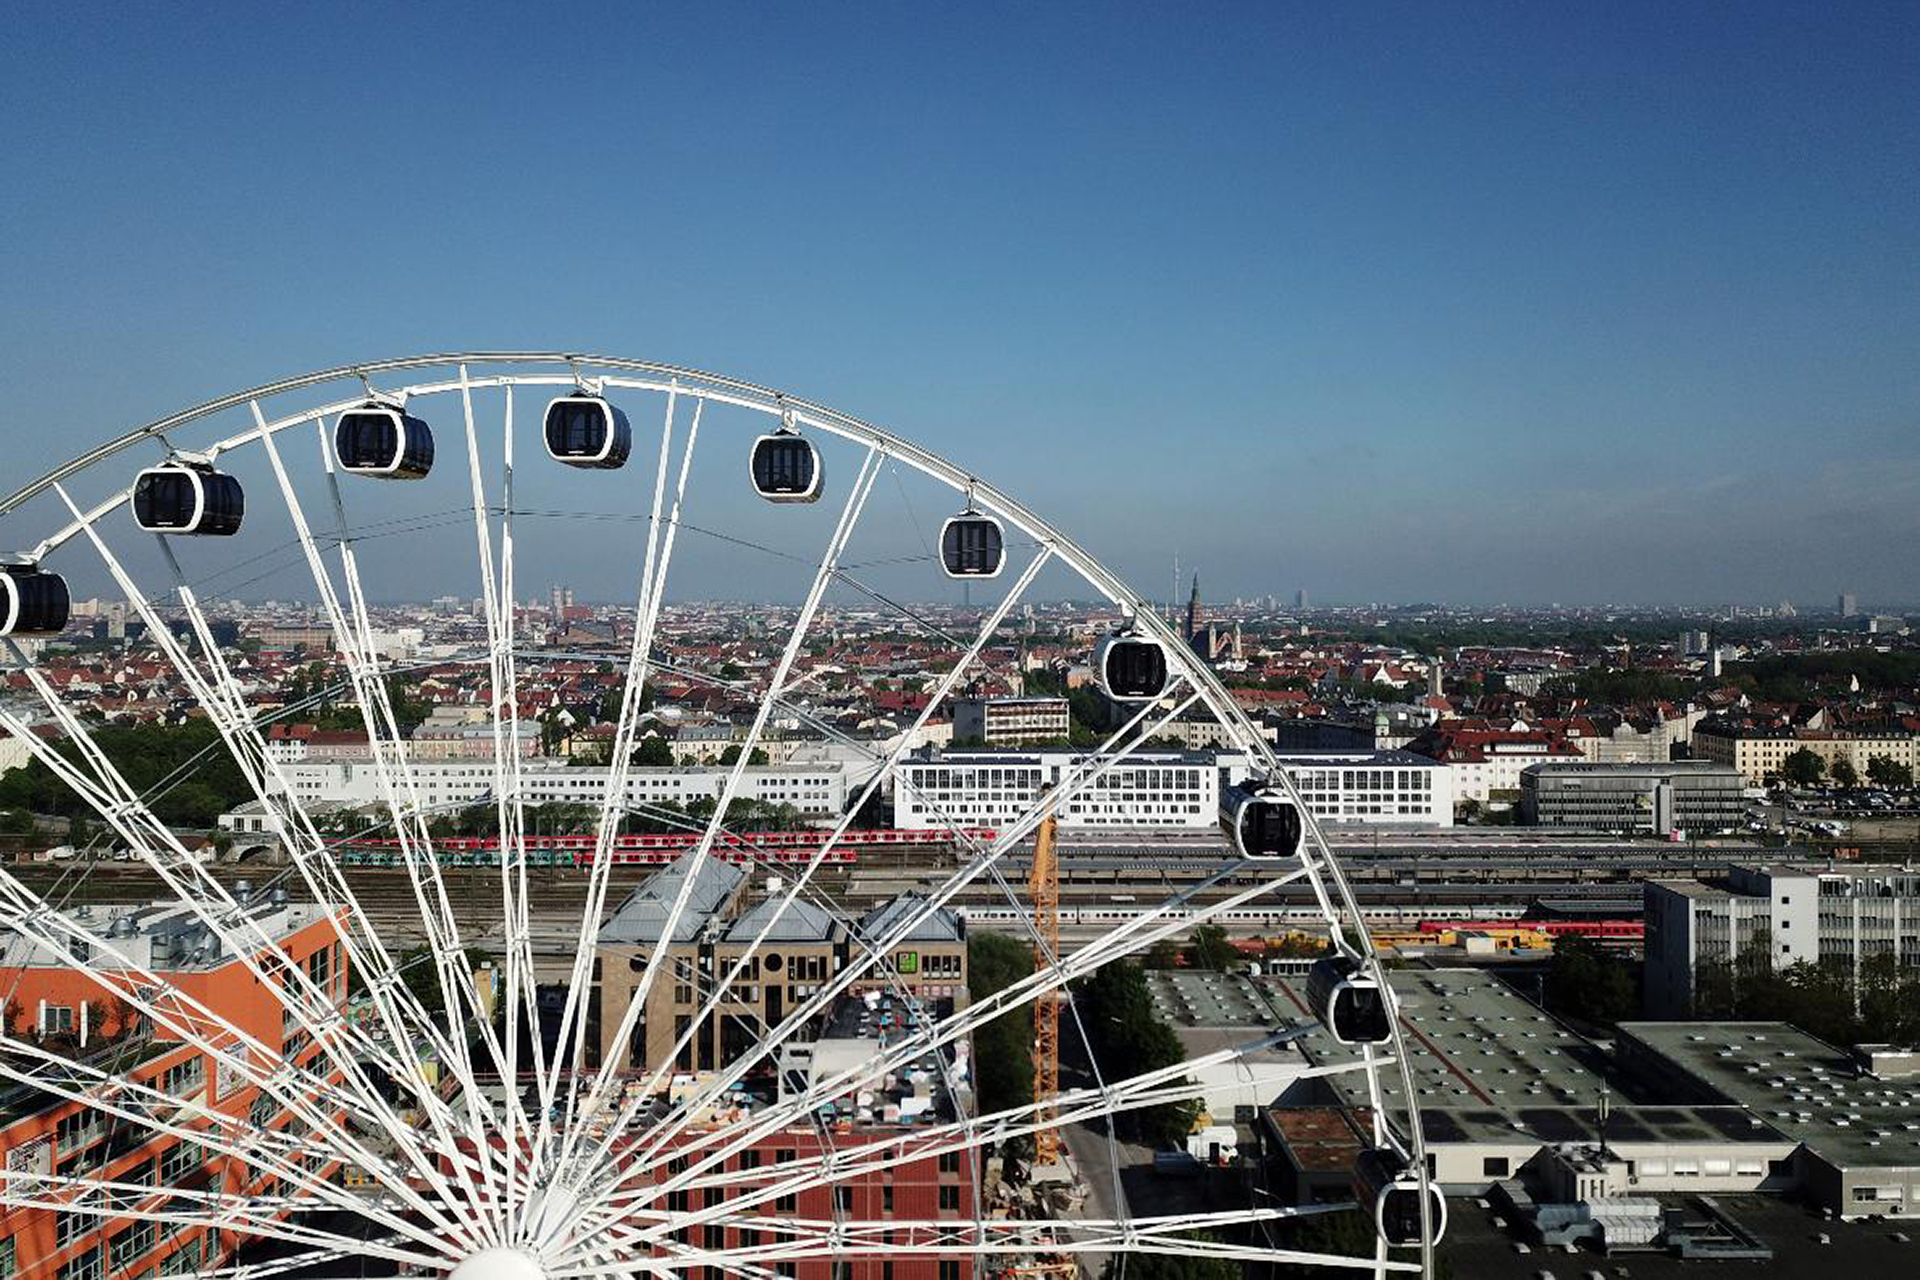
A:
[938,1149,962,1174]
[939,1263,962,1280]
[1482,1157,1509,1177]
[58,1252,101,1280]
[939,1185,961,1211]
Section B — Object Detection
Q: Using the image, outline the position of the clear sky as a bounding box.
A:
[3,2,1917,608]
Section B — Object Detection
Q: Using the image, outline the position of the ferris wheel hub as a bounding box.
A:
[449,1245,546,1280]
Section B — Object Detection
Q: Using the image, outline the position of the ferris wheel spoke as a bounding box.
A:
[255,412,526,1241]
[47,483,486,1152]
[552,443,882,1190]
[599,848,1302,1237]
[456,366,543,1226]
[594,544,1055,1159]
[544,385,696,1143]
[588,684,1204,1211]
[586,1035,1376,1260]
[0,1170,451,1267]
[193,1232,436,1280]
[0,1026,447,1248]
[0,684,491,1237]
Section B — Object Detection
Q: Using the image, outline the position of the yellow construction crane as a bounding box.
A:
[1029,812,1061,1165]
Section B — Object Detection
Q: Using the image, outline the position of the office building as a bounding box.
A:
[1616,1023,1920,1219]
[0,897,347,1278]
[1839,592,1858,618]
[273,759,848,817]
[1644,865,1920,1017]
[1691,721,1919,786]
[893,746,1452,829]
[1263,968,1794,1196]
[950,695,1069,746]
[596,853,966,1073]
[1518,760,1745,834]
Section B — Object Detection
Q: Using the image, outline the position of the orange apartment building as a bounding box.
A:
[0,893,347,1279]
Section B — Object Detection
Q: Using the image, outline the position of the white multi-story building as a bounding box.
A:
[1277,750,1453,828]
[951,696,1069,746]
[892,747,1452,830]
[1645,864,1920,1016]
[894,748,1216,830]
[270,760,847,818]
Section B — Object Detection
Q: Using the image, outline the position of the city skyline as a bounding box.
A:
[4,4,1918,605]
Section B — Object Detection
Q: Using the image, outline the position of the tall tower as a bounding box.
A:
[1186,573,1202,645]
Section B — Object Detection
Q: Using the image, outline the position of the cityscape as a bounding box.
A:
[3,7,1918,1280]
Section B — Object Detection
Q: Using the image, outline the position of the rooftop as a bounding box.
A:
[1618,1021,1920,1170]
[599,851,747,945]
[1268,968,1791,1149]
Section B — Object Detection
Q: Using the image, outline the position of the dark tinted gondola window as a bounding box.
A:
[338,413,399,469]
[202,473,244,533]
[547,401,605,456]
[942,519,1003,575]
[8,572,70,634]
[399,418,434,473]
[753,437,816,494]
[1241,799,1301,857]
[133,471,196,529]
[1334,986,1391,1042]
[1380,1189,1423,1245]
[1107,641,1167,698]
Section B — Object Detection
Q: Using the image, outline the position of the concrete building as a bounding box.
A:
[596,852,967,1074]
[1616,1022,1920,1219]
[1692,721,1920,786]
[1279,749,1454,828]
[0,898,347,1278]
[893,747,1218,830]
[1263,967,1795,1196]
[1518,760,1745,834]
[1644,864,1920,1017]
[1404,725,1587,804]
[273,758,848,818]
[950,695,1069,746]
[894,746,1452,830]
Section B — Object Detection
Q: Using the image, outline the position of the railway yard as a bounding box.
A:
[14,827,1897,967]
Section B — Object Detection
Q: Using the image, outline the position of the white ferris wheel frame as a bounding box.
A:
[0,353,1435,1279]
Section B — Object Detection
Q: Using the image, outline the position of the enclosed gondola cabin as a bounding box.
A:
[1356,1148,1446,1247]
[132,463,244,536]
[1219,783,1302,860]
[335,406,434,479]
[1306,954,1394,1046]
[1094,631,1169,702]
[543,395,631,469]
[939,511,1004,579]
[750,432,822,503]
[0,565,70,637]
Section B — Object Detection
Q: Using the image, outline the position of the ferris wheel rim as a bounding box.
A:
[0,353,1438,1276]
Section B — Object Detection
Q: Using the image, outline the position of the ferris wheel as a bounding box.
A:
[0,355,1439,1280]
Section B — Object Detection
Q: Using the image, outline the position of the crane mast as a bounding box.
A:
[1029,812,1061,1165]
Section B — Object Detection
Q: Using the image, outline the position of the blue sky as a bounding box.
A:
[3,2,1917,607]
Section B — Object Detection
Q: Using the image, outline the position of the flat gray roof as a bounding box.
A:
[1618,1021,1920,1170]
[1267,968,1789,1148]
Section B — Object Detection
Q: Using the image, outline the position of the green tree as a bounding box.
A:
[1546,933,1638,1023]
[1830,756,1859,789]
[1098,1236,1238,1280]
[1074,960,1194,1147]
[967,933,1035,1127]
[1781,748,1825,787]
[717,744,770,767]
[1866,755,1913,789]
[1186,924,1237,972]
[631,735,675,767]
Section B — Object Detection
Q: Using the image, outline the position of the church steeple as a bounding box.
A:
[1185,573,1202,644]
